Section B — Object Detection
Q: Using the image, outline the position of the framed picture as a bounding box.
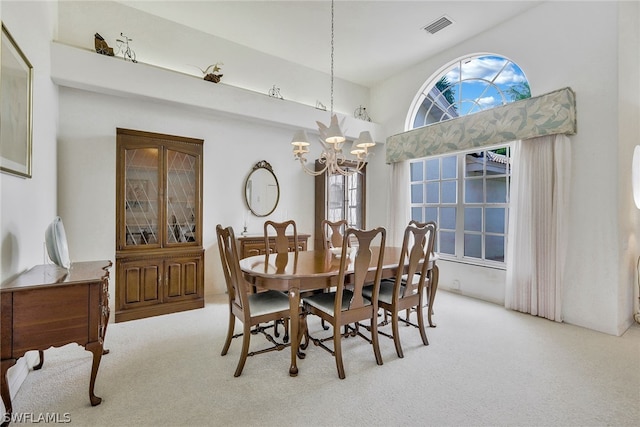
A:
[1,23,33,178]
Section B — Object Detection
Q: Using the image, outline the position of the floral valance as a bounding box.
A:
[386,87,576,163]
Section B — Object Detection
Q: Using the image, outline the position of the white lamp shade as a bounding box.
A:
[325,114,345,144]
[633,145,640,209]
[354,131,375,149]
[291,130,310,147]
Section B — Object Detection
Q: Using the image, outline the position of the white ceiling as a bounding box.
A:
[117,1,542,88]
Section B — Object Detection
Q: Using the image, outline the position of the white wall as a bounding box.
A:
[372,1,639,335]
[0,0,59,414]
[57,86,322,303]
[56,0,369,118]
[1,1,58,282]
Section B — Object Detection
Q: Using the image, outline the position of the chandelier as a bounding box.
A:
[290,0,375,177]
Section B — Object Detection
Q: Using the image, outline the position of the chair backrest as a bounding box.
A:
[216,224,250,316]
[264,219,298,255]
[321,219,349,250]
[396,222,436,298]
[334,227,386,316]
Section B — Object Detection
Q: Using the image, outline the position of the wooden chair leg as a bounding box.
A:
[234,323,251,377]
[334,328,346,379]
[416,303,429,346]
[274,320,280,337]
[391,310,404,358]
[370,316,383,366]
[221,312,236,356]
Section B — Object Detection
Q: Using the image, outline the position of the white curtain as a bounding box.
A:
[505,134,571,321]
[388,161,410,247]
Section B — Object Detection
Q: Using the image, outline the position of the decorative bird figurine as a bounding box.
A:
[196,62,224,83]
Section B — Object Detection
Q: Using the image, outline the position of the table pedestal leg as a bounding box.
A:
[288,285,300,376]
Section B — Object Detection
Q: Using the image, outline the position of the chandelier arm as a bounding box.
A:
[298,156,327,176]
[332,159,367,176]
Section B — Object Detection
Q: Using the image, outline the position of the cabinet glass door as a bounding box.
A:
[166,149,198,244]
[124,147,160,247]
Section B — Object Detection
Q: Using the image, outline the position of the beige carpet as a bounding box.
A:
[9,290,640,426]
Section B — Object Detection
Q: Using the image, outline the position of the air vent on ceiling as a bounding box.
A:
[422,15,454,35]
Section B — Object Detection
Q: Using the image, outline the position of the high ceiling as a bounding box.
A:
[117,1,542,88]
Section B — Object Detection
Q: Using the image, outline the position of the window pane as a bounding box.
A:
[464,207,482,232]
[465,154,484,177]
[441,181,456,204]
[464,233,482,258]
[426,158,440,180]
[442,156,456,179]
[485,208,505,233]
[411,207,423,222]
[426,182,439,203]
[440,207,456,229]
[411,183,423,203]
[410,161,423,182]
[464,179,483,203]
[425,208,438,223]
[486,177,507,203]
[485,235,505,262]
[440,231,455,255]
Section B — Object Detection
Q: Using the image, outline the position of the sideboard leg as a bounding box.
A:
[33,351,44,371]
[1,359,17,427]
[85,342,103,406]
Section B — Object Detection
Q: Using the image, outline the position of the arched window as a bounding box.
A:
[408,54,530,266]
[408,54,530,130]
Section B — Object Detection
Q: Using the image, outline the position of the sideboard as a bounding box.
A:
[237,233,310,259]
[1,261,111,427]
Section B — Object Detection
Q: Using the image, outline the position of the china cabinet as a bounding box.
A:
[115,128,204,322]
[314,160,366,249]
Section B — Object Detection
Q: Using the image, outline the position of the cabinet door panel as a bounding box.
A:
[121,262,161,307]
[165,257,202,301]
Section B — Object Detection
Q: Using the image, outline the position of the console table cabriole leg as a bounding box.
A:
[33,351,44,370]
[85,342,103,406]
[1,359,16,427]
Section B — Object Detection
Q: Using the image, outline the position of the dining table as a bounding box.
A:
[239,247,439,376]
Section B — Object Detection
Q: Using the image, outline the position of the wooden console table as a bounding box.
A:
[1,261,111,426]
[237,233,310,259]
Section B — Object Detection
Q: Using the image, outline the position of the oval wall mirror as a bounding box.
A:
[245,160,280,217]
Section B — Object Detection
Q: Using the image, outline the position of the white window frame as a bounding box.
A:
[410,144,511,269]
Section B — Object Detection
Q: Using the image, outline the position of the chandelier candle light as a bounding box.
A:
[291,0,374,176]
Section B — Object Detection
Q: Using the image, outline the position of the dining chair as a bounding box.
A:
[216,224,291,377]
[302,227,386,379]
[264,219,299,255]
[362,221,436,358]
[409,219,439,327]
[263,219,298,340]
[321,219,349,250]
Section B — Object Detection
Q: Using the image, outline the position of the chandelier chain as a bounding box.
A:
[330,0,335,116]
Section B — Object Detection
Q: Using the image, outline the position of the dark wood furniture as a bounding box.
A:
[237,233,310,259]
[115,128,204,322]
[314,160,366,249]
[303,228,386,379]
[239,247,438,377]
[362,222,437,358]
[217,225,291,377]
[1,261,111,426]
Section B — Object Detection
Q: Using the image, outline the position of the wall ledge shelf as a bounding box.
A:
[50,42,384,141]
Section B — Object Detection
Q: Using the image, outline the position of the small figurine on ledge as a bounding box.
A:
[94,33,114,56]
[197,62,224,83]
